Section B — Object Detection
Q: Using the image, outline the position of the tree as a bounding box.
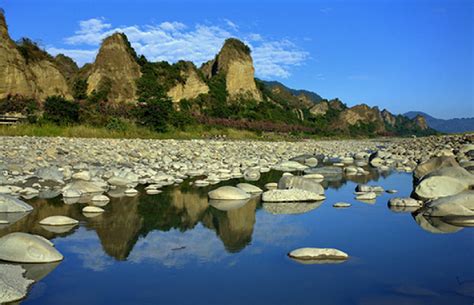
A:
[43,96,79,125]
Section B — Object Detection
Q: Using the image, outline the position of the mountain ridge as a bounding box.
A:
[404,111,474,134]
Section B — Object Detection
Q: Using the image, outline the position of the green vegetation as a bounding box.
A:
[16,38,53,63]
[43,96,80,125]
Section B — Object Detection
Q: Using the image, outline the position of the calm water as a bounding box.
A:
[1,169,473,305]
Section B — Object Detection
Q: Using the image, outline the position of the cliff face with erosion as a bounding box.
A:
[0,12,71,100]
[337,104,386,133]
[86,33,142,103]
[202,38,262,101]
[167,62,209,103]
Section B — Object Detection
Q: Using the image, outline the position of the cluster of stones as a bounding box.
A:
[0,134,472,298]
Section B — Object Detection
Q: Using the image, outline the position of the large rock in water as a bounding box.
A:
[236,183,263,194]
[414,156,459,180]
[422,191,474,217]
[278,176,324,195]
[0,232,63,263]
[262,189,325,202]
[0,264,34,303]
[0,194,33,212]
[415,176,468,200]
[263,201,322,215]
[288,248,348,263]
[208,186,251,200]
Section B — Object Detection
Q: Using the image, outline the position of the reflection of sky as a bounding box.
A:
[55,227,114,272]
[128,224,230,267]
[251,212,307,252]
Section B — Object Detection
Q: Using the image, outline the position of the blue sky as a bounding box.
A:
[2,0,473,119]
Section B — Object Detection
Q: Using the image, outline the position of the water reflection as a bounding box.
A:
[0,168,471,268]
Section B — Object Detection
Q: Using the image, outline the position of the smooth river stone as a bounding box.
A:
[288,247,348,263]
[0,264,34,303]
[209,198,249,211]
[0,194,33,213]
[82,206,104,213]
[262,189,325,202]
[333,202,351,208]
[208,186,251,200]
[236,183,263,194]
[415,176,468,200]
[39,215,78,226]
[0,232,64,263]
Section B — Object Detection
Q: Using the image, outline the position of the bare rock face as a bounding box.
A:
[310,101,329,116]
[29,59,72,100]
[0,12,72,100]
[167,62,209,103]
[382,109,397,126]
[202,38,262,101]
[414,114,429,130]
[86,33,142,103]
[337,104,386,133]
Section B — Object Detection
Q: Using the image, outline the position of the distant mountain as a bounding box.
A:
[404,111,474,134]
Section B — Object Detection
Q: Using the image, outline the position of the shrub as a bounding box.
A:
[72,78,88,100]
[43,96,79,125]
[136,98,173,132]
[106,117,129,132]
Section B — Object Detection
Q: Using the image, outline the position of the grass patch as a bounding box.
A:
[0,123,304,141]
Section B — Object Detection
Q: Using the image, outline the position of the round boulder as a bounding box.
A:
[39,215,79,226]
[0,264,34,303]
[208,186,251,200]
[415,176,468,200]
[0,232,63,263]
[0,194,33,213]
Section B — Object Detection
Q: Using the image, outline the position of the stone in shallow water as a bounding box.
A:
[0,264,34,303]
[356,184,384,193]
[415,176,468,200]
[62,189,81,198]
[356,192,376,201]
[243,168,261,181]
[39,215,78,226]
[82,206,104,213]
[236,183,263,194]
[262,189,325,202]
[0,194,33,213]
[388,197,422,207]
[278,176,324,195]
[288,247,348,262]
[208,186,251,200]
[91,194,110,206]
[423,191,474,217]
[146,189,162,195]
[264,182,278,190]
[333,202,351,208]
[0,232,63,263]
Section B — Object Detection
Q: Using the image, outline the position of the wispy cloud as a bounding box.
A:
[47,17,309,79]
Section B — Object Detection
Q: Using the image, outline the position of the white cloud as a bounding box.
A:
[47,47,97,66]
[55,17,309,78]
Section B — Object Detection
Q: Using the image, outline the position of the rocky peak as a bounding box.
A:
[86,32,142,103]
[0,9,8,40]
[414,114,429,130]
[337,104,386,133]
[0,11,71,100]
[381,109,396,126]
[201,38,262,101]
[167,61,209,103]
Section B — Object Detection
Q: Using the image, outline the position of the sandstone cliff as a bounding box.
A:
[86,33,142,103]
[201,38,262,101]
[337,104,386,133]
[167,62,209,103]
[0,12,71,100]
[381,109,397,126]
[414,114,429,130]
